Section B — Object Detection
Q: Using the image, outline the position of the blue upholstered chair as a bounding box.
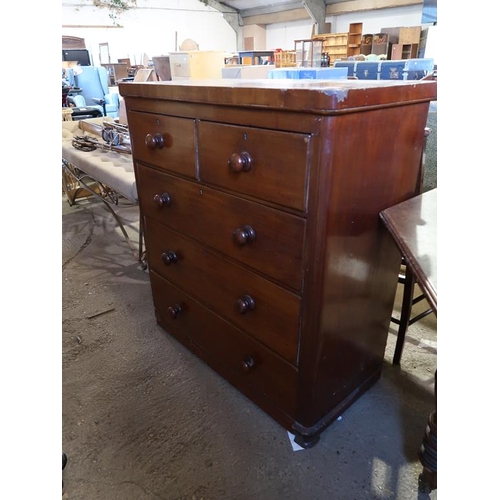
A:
[66,66,120,118]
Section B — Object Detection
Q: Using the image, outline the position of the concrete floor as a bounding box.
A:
[62,195,437,500]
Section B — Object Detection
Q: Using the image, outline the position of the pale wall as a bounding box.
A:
[62,0,237,66]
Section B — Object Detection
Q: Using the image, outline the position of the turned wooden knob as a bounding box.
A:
[145,133,164,149]
[228,152,252,172]
[237,295,255,314]
[167,304,182,319]
[241,356,255,373]
[233,225,256,245]
[153,192,171,208]
[161,250,178,266]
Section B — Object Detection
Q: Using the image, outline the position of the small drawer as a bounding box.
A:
[137,164,306,292]
[150,271,298,416]
[198,121,310,211]
[127,111,196,178]
[146,218,301,364]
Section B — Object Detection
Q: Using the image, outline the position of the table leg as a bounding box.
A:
[418,371,437,493]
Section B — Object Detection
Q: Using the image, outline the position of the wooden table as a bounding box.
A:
[238,50,275,65]
[380,188,437,492]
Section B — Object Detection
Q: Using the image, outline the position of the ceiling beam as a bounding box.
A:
[203,0,244,50]
[302,0,326,35]
[242,0,422,26]
[327,0,422,15]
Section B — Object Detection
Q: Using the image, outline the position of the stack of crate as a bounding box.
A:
[274,49,297,68]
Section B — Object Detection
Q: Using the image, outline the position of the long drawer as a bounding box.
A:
[198,121,310,211]
[150,271,298,416]
[145,218,301,364]
[127,111,196,178]
[137,163,306,291]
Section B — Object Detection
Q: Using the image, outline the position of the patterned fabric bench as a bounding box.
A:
[62,118,144,266]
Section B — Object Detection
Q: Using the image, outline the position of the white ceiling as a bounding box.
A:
[220,1,350,18]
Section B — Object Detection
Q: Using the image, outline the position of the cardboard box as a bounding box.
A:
[222,65,274,79]
[169,50,225,80]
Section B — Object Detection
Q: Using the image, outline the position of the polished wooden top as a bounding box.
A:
[119,79,437,114]
[380,189,437,313]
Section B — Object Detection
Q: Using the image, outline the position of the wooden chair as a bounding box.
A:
[390,260,434,364]
[390,126,435,365]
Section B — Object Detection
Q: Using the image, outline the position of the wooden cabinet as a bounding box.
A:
[371,33,390,57]
[119,79,437,447]
[391,43,419,60]
[382,25,423,60]
[361,34,373,55]
[399,26,422,45]
[294,39,324,67]
[168,50,225,80]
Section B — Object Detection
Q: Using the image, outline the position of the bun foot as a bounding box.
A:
[293,432,320,449]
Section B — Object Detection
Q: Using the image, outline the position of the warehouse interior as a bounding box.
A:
[4,1,497,499]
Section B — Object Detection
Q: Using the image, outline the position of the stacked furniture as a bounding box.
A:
[313,32,348,62]
[120,78,437,447]
[382,26,423,60]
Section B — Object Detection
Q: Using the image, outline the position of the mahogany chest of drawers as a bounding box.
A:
[119,79,437,447]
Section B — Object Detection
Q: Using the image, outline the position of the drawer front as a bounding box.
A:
[138,164,306,291]
[146,218,300,364]
[198,121,310,211]
[150,271,298,416]
[127,111,196,178]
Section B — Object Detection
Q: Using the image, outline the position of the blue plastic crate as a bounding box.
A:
[267,68,296,79]
[268,67,348,80]
[355,62,380,80]
[332,62,355,77]
[379,61,406,80]
[405,58,435,80]
[405,58,434,72]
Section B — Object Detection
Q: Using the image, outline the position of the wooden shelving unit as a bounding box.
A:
[391,43,419,60]
[347,23,363,57]
[313,33,348,63]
